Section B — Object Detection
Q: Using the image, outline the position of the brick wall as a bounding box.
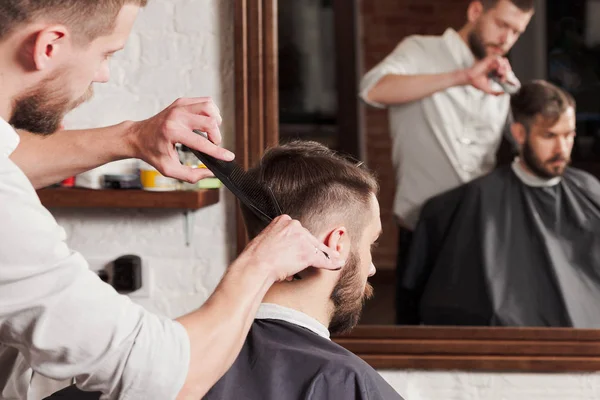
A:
[359,0,469,270]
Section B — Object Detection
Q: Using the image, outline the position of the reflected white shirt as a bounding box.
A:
[360,28,513,229]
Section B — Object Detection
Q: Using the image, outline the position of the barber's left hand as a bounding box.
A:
[128,97,235,183]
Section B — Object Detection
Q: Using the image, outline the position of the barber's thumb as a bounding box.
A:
[171,163,213,183]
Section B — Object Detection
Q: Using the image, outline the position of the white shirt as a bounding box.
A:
[0,118,190,400]
[360,28,513,229]
[256,303,330,340]
[511,157,562,187]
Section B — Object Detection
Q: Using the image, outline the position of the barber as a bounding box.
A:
[0,1,343,399]
[358,0,534,324]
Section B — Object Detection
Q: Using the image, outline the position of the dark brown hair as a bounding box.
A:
[480,0,535,12]
[0,0,148,43]
[511,80,575,131]
[241,141,379,243]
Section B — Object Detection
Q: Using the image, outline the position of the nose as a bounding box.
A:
[368,262,376,277]
[93,61,111,83]
[556,136,569,155]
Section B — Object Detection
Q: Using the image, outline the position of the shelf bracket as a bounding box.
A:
[183,210,195,247]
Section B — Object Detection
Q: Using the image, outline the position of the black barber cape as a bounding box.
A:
[45,319,402,400]
[397,164,600,327]
[204,319,403,400]
[43,385,100,399]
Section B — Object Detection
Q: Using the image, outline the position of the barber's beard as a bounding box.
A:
[468,28,488,60]
[329,252,374,335]
[468,23,504,60]
[522,139,570,178]
[10,72,94,135]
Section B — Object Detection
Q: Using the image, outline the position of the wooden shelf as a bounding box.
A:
[37,187,219,210]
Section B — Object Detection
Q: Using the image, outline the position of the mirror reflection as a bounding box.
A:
[278,0,600,328]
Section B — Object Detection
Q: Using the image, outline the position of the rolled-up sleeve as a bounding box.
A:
[0,156,190,400]
[359,36,425,108]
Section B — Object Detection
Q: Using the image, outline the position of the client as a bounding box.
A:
[397,80,600,327]
[204,141,403,399]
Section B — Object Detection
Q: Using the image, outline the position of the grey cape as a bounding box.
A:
[397,165,600,327]
[204,319,404,400]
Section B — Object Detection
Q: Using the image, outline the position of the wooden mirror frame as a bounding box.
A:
[233,0,600,373]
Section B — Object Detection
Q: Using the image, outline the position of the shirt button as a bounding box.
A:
[458,137,473,145]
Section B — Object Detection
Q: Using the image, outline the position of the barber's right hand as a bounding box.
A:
[237,215,345,283]
[129,97,234,184]
[465,55,512,96]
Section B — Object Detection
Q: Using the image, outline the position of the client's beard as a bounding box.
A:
[329,251,374,335]
[522,138,570,178]
[10,73,94,135]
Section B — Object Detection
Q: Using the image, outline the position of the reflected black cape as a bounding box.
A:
[398,165,600,327]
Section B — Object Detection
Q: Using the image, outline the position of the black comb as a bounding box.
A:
[191,130,279,224]
[190,130,309,280]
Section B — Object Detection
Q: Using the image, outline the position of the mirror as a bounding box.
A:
[274,0,600,328]
[235,0,600,372]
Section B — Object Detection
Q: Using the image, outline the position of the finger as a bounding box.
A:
[273,214,293,224]
[483,56,501,73]
[255,215,292,238]
[304,235,343,270]
[183,101,223,126]
[496,59,510,79]
[160,160,214,183]
[487,89,504,96]
[183,113,222,145]
[170,97,213,107]
[186,167,215,183]
[494,68,508,81]
[178,130,235,161]
[479,82,503,96]
[484,86,504,96]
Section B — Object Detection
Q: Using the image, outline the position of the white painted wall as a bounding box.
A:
[45,1,600,399]
[380,370,600,400]
[57,0,236,318]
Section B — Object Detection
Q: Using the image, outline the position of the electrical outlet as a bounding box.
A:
[87,256,152,298]
[127,260,153,299]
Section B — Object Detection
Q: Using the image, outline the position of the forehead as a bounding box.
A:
[487,0,533,28]
[532,106,576,132]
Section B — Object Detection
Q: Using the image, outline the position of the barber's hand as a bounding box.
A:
[237,215,345,283]
[465,56,513,96]
[129,97,235,183]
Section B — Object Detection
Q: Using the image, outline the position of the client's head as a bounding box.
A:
[242,141,381,335]
[511,80,576,178]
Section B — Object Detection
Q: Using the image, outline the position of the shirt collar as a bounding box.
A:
[256,303,331,340]
[0,117,20,158]
[442,28,475,69]
[511,157,562,187]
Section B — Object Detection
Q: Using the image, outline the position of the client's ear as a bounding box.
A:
[511,122,527,148]
[324,227,351,261]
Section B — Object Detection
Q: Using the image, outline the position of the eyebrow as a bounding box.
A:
[497,17,524,35]
[546,130,575,136]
